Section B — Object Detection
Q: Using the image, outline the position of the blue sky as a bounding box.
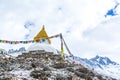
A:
[105,1,119,17]
[0,0,120,63]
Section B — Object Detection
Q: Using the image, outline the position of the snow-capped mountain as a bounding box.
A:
[68,55,120,79]
[90,55,118,65]
[88,55,118,69]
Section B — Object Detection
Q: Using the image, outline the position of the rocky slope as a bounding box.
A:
[0,50,116,80]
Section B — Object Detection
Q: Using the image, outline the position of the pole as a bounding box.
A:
[60,33,73,56]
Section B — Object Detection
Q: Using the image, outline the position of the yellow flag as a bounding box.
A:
[34,25,51,44]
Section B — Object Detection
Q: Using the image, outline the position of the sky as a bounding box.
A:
[0,0,120,63]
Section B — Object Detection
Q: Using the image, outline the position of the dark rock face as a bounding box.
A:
[0,50,116,80]
[51,62,69,69]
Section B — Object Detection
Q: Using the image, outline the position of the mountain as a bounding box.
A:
[90,55,118,66]
[68,55,120,79]
[0,50,115,80]
[0,43,118,79]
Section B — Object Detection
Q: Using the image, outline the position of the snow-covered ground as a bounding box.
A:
[10,69,32,80]
[27,43,58,54]
[98,64,120,79]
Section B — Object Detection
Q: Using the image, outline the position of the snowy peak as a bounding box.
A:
[68,55,120,79]
[90,55,118,66]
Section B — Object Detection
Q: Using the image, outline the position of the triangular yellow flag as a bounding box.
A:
[34,25,51,44]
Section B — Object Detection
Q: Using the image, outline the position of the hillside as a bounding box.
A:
[0,50,115,80]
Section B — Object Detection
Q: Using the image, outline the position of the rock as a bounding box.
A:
[0,72,13,80]
[74,71,86,78]
[31,63,37,68]
[76,68,88,74]
[66,67,74,72]
[56,74,68,80]
[30,70,42,79]
[30,70,46,79]
[43,66,51,71]
[0,78,11,80]
[0,50,116,80]
[22,78,28,80]
[25,65,33,70]
[51,62,69,69]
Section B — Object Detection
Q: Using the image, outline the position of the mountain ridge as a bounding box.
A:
[68,55,120,79]
[90,55,118,66]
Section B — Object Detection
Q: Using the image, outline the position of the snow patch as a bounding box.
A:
[27,43,58,54]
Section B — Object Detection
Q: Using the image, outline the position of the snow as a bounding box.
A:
[10,69,33,80]
[9,52,23,57]
[91,56,120,79]
[11,69,30,78]
[91,61,120,79]
[101,64,120,79]
[27,43,58,54]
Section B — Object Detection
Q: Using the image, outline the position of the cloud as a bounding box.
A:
[0,0,120,63]
[82,16,120,63]
[0,0,115,37]
[83,16,120,42]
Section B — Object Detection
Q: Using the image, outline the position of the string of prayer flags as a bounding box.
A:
[0,39,42,44]
[0,34,60,44]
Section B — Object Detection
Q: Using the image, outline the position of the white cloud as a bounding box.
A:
[116,5,120,14]
[82,16,120,63]
[0,0,120,63]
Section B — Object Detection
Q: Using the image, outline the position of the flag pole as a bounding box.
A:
[60,33,73,56]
